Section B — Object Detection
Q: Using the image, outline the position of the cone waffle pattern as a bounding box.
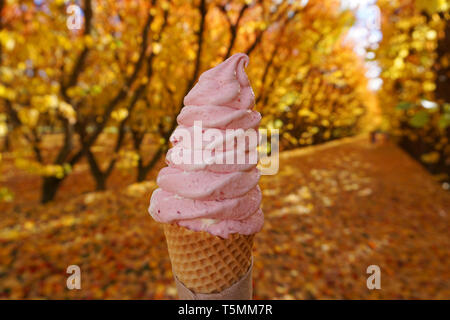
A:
[163,223,253,294]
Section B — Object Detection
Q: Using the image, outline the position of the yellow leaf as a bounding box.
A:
[421,152,440,164]
[152,42,162,54]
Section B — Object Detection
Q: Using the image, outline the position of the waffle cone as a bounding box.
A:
[163,223,254,294]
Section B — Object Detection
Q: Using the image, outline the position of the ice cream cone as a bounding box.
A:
[163,223,253,295]
[149,54,262,299]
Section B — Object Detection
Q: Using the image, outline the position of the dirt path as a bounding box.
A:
[0,136,449,299]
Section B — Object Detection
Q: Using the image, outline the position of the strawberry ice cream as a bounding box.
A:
[149,53,263,239]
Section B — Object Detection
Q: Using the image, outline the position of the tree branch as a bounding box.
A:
[60,0,93,102]
[137,0,208,180]
[0,0,5,65]
[219,2,249,59]
[187,0,207,92]
[255,7,302,104]
[245,1,296,56]
[255,44,279,105]
[81,0,166,186]
[53,0,92,172]
[70,1,157,166]
[4,100,43,163]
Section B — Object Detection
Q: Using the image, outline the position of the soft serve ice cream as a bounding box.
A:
[149,53,263,239]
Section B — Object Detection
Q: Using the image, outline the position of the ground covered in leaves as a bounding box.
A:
[0,136,449,299]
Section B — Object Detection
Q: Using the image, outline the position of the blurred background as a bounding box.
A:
[0,0,449,299]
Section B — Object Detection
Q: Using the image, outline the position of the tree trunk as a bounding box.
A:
[1,135,10,151]
[41,176,64,203]
[137,145,164,182]
[95,175,107,190]
[137,162,147,182]
[85,149,108,191]
[435,13,449,102]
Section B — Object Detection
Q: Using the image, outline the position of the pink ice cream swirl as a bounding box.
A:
[149,53,263,239]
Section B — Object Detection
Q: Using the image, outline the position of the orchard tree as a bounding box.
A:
[1,0,175,200]
[0,0,372,203]
[127,0,373,178]
[374,0,449,181]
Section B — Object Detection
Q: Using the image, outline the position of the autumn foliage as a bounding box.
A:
[1,0,449,301]
[374,0,450,182]
[0,0,373,203]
